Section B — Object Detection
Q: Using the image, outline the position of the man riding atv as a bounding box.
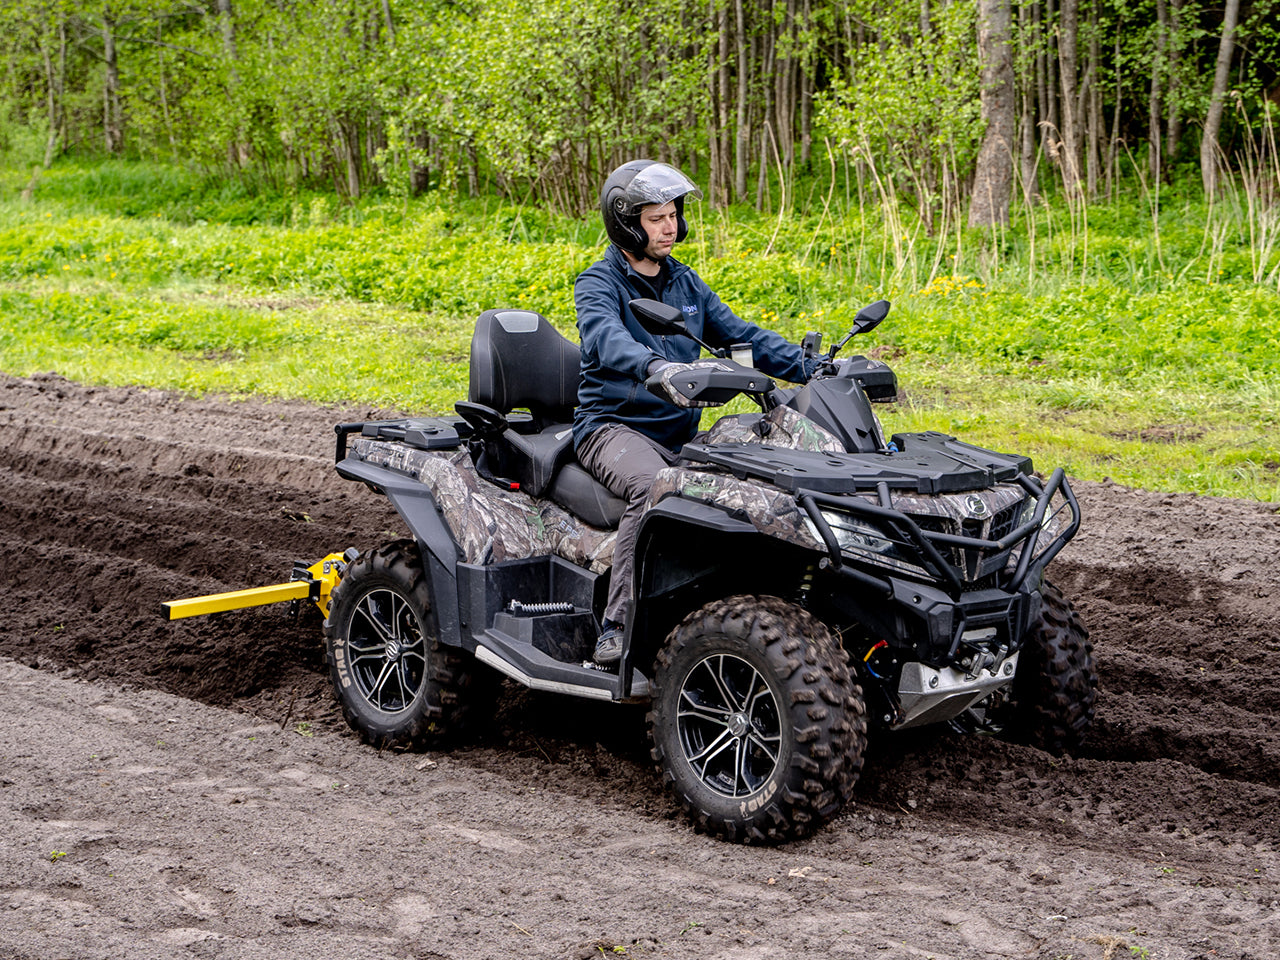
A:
[168,159,1094,845]
[575,160,818,663]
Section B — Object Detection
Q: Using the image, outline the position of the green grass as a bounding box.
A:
[2,158,1278,501]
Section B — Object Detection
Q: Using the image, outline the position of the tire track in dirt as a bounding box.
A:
[2,372,1278,870]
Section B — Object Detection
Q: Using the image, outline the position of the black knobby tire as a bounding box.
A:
[324,539,473,749]
[1011,579,1097,754]
[647,595,867,844]
[1018,583,1100,757]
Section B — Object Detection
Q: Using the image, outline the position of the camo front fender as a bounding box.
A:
[647,465,826,553]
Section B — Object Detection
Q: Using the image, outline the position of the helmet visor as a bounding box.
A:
[617,163,703,214]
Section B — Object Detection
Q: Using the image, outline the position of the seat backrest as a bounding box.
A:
[469,309,580,426]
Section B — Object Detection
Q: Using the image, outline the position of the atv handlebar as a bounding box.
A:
[644,362,776,408]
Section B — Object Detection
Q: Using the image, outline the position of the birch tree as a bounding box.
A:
[1200,0,1241,196]
[970,0,1015,225]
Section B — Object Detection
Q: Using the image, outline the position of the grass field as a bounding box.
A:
[2,159,1278,500]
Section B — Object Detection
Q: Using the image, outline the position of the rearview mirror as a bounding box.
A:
[630,298,688,337]
[830,298,892,357]
[852,299,891,335]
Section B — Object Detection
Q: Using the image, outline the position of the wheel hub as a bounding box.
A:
[346,587,428,715]
[675,652,784,799]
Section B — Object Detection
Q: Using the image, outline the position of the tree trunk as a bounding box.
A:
[1056,0,1081,194]
[969,0,1015,226]
[756,4,776,211]
[1148,0,1167,182]
[1200,0,1240,196]
[217,0,250,165]
[733,0,749,201]
[217,0,239,60]
[1086,0,1100,196]
[1045,0,1059,160]
[799,0,813,167]
[22,17,66,199]
[410,133,431,194]
[1019,0,1038,205]
[718,1,732,205]
[381,0,396,42]
[1164,0,1184,170]
[1035,0,1048,157]
[42,20,66,165]
[344,122,361,198]
[102,15,123,153]
[756,125,771,211]
[156,20,176,150]
[776,0,797,170]
[1108,30,1122,199]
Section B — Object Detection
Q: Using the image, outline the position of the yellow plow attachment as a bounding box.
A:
[162,550,356,621]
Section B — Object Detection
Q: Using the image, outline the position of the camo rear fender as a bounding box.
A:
[334,457,465,647]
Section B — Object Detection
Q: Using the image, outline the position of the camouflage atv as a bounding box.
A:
[325,298,1096,843]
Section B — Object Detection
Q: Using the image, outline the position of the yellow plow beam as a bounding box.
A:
[162,551,354,621]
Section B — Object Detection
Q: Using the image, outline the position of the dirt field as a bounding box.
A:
[1,371,1277,960]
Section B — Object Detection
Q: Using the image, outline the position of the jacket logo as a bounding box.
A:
[682,305,698,316]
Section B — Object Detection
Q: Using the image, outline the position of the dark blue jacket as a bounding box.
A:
[572,244,814,451]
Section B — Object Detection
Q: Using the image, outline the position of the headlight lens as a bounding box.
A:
[824,511,895,554]
[1018,495,1060,532]
[1015,494,1064,561]
[1018,497,1037,527]
[808,509,928,574]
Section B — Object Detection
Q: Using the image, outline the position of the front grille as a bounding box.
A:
[990,501,1022,540]
[895,489,1028,584]
[800,474,1078,595]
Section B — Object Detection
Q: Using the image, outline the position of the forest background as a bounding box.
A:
[0,0,1278,499]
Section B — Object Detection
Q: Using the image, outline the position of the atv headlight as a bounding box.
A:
[824,511,894,554]
[1018,495,1061,539]
[809,509,928,575]
[1018,497,1038,528]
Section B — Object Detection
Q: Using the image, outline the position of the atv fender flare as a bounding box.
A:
[336,457,464,647]
[625,496,770,694]
[640,495,759,538]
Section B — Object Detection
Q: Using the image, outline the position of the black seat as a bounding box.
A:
[470,309,580,428]
[466,309,625,528]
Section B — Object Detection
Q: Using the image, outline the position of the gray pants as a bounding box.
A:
[575,424,680,624]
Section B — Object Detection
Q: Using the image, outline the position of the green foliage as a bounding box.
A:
[2,158,1278,500]
[815,2,981,225]
[2,0,1279,221]
[0,101,49,169]
[895,280,1280,383]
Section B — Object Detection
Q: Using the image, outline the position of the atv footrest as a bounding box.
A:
[477,624,648,701]
[492,608,597,663]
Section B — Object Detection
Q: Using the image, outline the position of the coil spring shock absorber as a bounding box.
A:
[505,600,576,616]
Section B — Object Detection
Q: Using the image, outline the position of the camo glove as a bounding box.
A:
[651,359,734,408]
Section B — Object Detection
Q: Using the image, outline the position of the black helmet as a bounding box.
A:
[599,160,703,257]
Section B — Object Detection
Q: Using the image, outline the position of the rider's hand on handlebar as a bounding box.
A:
[651,359,734,408]
[823,356,860,378]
